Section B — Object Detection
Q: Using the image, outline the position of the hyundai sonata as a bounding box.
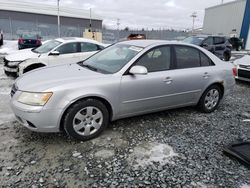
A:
[10,40,235,140]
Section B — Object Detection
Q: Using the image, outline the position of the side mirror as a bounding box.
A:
[202,43,208,47]
[129,65,148,75]
[49,51,60,56]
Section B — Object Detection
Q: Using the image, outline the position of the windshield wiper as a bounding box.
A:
[80,63,99,72]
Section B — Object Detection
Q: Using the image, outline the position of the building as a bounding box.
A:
[0,0,102,40]
[203,0,250,49]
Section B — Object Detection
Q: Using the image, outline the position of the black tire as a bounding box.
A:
[224,53,230,61]
[63,99,109,141]
[198,85,222,113]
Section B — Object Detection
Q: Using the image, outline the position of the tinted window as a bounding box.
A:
[80,42,99,52]
[56,43,78,54]
[136,46,171,72]
[203,37,213,45]
[214,37,225,45]
[200,52,212,66]
[175,46,200,69]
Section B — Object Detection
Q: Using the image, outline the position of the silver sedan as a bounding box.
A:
[10,40,235,141]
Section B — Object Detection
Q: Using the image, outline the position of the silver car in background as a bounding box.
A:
[10,40,235,141]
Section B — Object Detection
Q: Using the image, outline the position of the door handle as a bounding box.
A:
[163,77,173,84]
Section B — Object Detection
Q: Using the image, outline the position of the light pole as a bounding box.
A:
[117,18,120,42]
[57,0,61,37]
[190,12,197,34]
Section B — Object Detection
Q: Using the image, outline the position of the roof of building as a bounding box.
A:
[205,0,246,10]
[0,0,102,21]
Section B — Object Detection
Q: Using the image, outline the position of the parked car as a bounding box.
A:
[228,37,244,51]
[234,54,250,82]
[0,30,3,46]
[18,33,42,50]
[183,35,232,61]
[10,40,235,141]
[4,37,106,77]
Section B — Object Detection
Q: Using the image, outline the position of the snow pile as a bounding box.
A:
[0,40,18,56]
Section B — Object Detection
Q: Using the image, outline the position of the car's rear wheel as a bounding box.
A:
[198,85,222,113]
[63,99,109,141]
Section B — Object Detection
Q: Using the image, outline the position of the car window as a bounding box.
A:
[174,46,200,69]
[80,42,99,52]
[135,46,171,72]
[56,43,78,54]
[200,52,212,67]
[203,37,213,45]
[214,37,225,45]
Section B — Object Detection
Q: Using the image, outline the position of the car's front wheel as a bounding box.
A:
[63,99,109,141]
[236,45,242,51]
[198,85,222,113]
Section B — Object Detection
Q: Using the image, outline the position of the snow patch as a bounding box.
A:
[241,184,250,188]
[0,113,15,124]
[0,40,18,55]
[128,142,178,167]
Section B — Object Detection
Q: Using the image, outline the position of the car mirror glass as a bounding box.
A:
[129,65,148,75]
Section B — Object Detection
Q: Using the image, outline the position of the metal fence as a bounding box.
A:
[0,18,189,43]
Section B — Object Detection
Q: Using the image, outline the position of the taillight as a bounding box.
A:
[36,39,41,45]
[232,67,237,77]
[18,38,24,44]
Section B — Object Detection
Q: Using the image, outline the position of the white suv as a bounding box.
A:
[4,37,106,77]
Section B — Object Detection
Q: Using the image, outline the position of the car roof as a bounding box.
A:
[118,40,200,48]
[55,37,104,46]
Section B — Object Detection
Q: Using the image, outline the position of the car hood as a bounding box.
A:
[15,63,109,91]
[234,55,250,66]
[5,48,40,62]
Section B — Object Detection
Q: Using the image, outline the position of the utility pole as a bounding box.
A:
[89,8,92,32]
[221,0,224,4]
[117,18,120,42]
[57,0,61,37]
[190,12,197,34]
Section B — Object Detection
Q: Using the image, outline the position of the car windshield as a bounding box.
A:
[79,43,144,74]
[32,40,62,54]
[183,36,205,45]
[21,34,38,39]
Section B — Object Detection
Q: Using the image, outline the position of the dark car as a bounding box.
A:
[18,33,42,50]
[183,35,232,61]
[228,37,244,51]
[0,30,3,46]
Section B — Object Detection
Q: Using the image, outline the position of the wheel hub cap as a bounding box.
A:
[73,106,103,136]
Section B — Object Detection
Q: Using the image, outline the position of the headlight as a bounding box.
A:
[17,92,53,106]
[8,61,21,66]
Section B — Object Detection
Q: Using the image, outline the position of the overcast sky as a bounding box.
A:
[22,0,235,30]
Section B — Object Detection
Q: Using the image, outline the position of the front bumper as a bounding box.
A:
[236,67,250,82]
[10,96,63,133]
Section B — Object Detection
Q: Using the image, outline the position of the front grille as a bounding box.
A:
[10,84,17,97]
[238,69,250,79]
[239,64,250,70]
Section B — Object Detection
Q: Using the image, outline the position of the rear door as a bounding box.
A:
[163,45,216,106]
[79,42,101,61]
[213,37,226,58]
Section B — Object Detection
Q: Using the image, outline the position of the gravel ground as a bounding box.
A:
[0,57,250,188]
